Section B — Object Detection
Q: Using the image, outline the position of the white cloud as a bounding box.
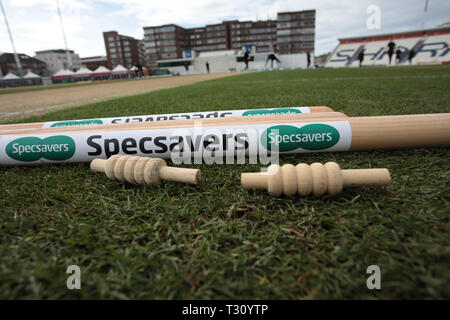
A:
[0,0,449,58]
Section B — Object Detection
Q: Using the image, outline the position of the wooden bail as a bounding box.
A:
[241,162,391,196]
[90,155,201,185]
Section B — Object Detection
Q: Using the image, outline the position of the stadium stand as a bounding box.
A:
[326,25,450,67]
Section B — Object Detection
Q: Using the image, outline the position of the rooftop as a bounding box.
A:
[35,49,75,54]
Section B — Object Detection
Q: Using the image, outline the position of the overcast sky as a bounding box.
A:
[1,0,449,58]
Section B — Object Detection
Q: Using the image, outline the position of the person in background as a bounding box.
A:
[408,48,416,65]
[387,39,396,65]
[358,49,365,67]
[134,63,144,78]
[395,48,402,64]
[184,61,189,72]
[307,52,311,68]
[205,62,210,73]
[243,49,250,71]
[265,53,281,69]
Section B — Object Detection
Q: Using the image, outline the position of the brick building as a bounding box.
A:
[143,9,315,68]
[103,31,145,69]
[80,56,108,70]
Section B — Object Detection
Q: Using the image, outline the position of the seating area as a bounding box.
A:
[326,26,450,67]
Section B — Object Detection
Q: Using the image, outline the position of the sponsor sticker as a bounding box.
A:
[50,119,103,127]
[261,124,341,151]
[242,108,303,116]
[5,135,76,162]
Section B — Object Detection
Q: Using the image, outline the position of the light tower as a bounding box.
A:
[56,0,73,70]
[0,0,22,75]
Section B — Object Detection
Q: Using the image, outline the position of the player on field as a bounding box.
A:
[358,49,365,67]
[265,53,281,69]
[387,39,396,65]
[395,48,402,64]
[243,50,250,71]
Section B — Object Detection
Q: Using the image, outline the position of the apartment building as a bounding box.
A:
[143,9,315,67]
[34,49,81,73]
[276,10,315,54]
[103,31,144,69]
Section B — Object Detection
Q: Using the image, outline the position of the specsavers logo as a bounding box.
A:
[6,136,76,162]
[50,119,103,127]
[261,124,340,152]
[242,108,302,116]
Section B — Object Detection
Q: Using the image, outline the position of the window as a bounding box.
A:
[161,40,176,46]
[157,26,175,33]
[277,22,291,28]
[277,29,290,36]
[277,37,290,43]
[161,46,176,52]
[108,36,115,41]
[278,14,291,21]
[161,53,177,58]
[160,33,175,39]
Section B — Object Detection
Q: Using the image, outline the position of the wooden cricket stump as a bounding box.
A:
[90,155,201,185]
[241,162,391,196]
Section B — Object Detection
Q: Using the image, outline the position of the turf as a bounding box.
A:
[0,66,449,299]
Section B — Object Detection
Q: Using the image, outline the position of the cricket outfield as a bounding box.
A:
[0,66,449,299]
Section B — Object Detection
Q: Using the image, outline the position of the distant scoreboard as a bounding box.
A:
[326,26,450,67]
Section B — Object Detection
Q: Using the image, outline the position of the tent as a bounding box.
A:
[52,69,75,77]
[74,67,93,77]
[23,70,42,85]
[92,66,111,75]
[51,69,75,84]
[92,66,111,80]
[112,64,128,74]
[23,70,41,78]
[74,67,93,81]
[0,72,27,88]
[2,72,21,80]
[112,64,129,79]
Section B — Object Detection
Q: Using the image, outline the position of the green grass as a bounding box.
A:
[1,66,449,299]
